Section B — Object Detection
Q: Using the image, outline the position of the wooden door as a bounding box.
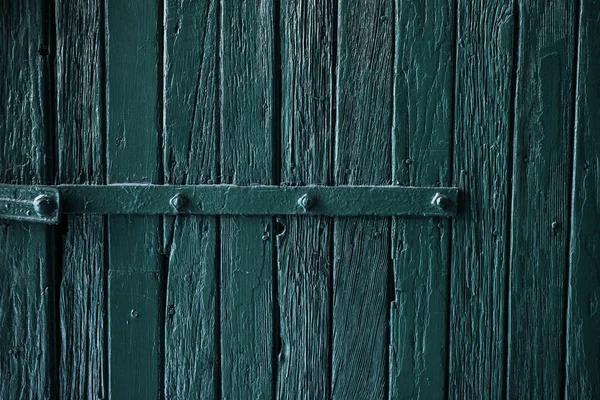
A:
[1,0,599,399]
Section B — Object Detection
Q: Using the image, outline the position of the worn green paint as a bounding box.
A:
[163,0,219,398]
[2,1,600,398]
[0,1,56,398]
[508,1,576,397]
[332,1,393,398]
[389,0,454,398]
[566,0,600,397]
[220,1,275,398]
[105,0,162,398]
[277,0,334,397]
[55,0,106,398]
[449,1,514,398]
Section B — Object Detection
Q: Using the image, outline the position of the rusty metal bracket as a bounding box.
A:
[0,184,459,225]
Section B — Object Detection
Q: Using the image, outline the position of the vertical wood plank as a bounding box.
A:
[55,0,106,398]
[332,0,393,398]
[0,1,56,398]
[220,1,275,398]
[449,1,514,398]
[163,0,219,398]
[389,1,454,398]
[566,0,600,397]
[277,0,333,398]
[508,0,576,397]
[105,0,162,398]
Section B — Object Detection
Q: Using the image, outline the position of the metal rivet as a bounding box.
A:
[170,193,186,211]
[130,309,139,319]
[431,193,450,210]
[33,195,57,217]
[298,194,314,212]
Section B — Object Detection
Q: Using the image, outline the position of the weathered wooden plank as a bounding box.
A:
[107,270,161,392]
[332,0,393,398]
[0,1,56,398]
[508,1,576,397]
[59,217,106,399]
[55,0,106,398]
[277,0,333,397]
[220,1,275,398]
[105,0,162,398]
[163,0,219,398]
[276,217,331,398]
[565,0,600,397]
[56,0,104,186]
[280,0,333,188]
[449,1,514,398]
[389,1,454,398]
[163,217,217,399]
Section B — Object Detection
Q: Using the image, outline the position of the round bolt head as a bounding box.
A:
[170,194,186,211]
[298,194,314,211]
[33,195,57,217]
[432,193,450,210]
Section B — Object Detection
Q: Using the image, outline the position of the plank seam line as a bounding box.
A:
[445,0,460,397]
[562,0,582,397]
[504,1,520,397]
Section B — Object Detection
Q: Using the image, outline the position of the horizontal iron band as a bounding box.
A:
[0,184,459,225]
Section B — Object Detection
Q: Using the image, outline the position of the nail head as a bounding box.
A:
[432,193,450,210]
[33,195,57,217]
[298,194,314,211]
[170,193,186,211]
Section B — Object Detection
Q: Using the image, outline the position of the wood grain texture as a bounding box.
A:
[508,1,576,397]
[0,1,55,398]
[449,1,514,398]
[105,0,162,398]
[220,1,275,398]
[332,0,393,398]
[280,0,333,188]
[59,218,105,399]
[566,0,600,397]
[389,1,454,398]
[277,0,333,398]
[55,0,106,398]
[163,0,219,398]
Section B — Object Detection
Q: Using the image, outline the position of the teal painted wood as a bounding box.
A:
[105,0,162,398]
[565,1,600,397]
[0,1,56,398]
[332,0,393,398]
[508,1,576,398]
[449,1,514,398]
[389,0,454,398]
[277,0,333,397]
[55,0,106,397]
[163,0,219,397]
[220,0,275,398]
[280,0,333,187]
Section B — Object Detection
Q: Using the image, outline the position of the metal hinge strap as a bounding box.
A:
[0,183,459,225]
